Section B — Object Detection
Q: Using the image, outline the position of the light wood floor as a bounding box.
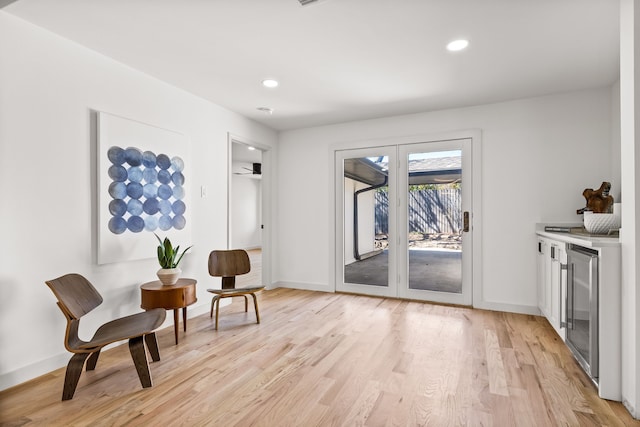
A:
[1,289,638,426]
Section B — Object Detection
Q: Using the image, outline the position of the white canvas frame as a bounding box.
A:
[97,111,191,264]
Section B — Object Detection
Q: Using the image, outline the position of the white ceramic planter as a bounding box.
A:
[157,267,181,285]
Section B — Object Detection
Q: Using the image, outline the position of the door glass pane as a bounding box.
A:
[343,156,389,286]
[407,150,462,293]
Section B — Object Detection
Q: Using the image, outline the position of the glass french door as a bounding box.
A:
[336,139,472,305]
[397,140,471,305]
[335,146,397,297]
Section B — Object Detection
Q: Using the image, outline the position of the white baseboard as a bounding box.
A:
[272,282,540,316]
[273,280,334,293]
[474,300,541,316]
[623,398,638,420]
[0,352,70,392]
[0,301,219,393]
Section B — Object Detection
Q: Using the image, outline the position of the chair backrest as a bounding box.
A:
[45,273,103,320]
[208,250,251,289]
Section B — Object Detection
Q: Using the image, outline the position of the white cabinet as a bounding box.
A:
[536,236,566,339]
[535,226,621,401]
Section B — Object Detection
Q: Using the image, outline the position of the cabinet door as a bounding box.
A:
[536,239,548,316]
[548,243,567,339]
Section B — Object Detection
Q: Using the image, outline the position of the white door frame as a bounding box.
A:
[228,133,272,288]
[329,130,482,307]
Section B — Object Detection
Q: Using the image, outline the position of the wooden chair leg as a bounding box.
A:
[86,350,101,371]
[210,295,219,318]
[129,336,152,388]
[62,353,90,401]
[215,297,221,330]
[251,293,260,324]
[243,295,248,312]
[145,333,161,362]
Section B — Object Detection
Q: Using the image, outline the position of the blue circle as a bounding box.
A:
[172,185,184,200]
[171,172,185,186]
[171,156,184,172]
[128,166,143,183]
[159,200,172,215]
[142,168,157,184]
[143,183,158,199]
[127,216,145,232]
[158,184,173,200]
[127,199,143,216]
[108,182,127,199]
[172,215,186,230]
[107,146,125,165]
[108,217,127,234]
[108,165,128,182]
[157,154,171,170]
[125,147,143,166]
[158,170,172,185]
[127,182,143,199]
[156,154,171,169]
[142,151,157,168]
[172,200,186,215]
[143,198,160,215]
[144,215,158,231]
[109,199,127,216]
[159,215,172,231]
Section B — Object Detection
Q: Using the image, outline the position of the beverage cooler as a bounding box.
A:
[564,244,599,384]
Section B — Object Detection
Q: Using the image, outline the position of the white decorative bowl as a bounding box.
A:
[583,212,620,234]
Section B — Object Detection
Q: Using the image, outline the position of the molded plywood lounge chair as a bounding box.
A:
[207,249,265,330]
[45,273,166,400]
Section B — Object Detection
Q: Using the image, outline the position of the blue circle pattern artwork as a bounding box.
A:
[107,145,187,234]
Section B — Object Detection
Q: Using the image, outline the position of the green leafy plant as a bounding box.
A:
[155,234,192,269]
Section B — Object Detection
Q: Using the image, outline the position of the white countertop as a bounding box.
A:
[536,223,620,248]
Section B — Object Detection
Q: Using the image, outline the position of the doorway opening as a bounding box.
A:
[229,135,270,288]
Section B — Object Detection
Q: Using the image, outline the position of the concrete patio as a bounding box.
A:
[344,248,462,293]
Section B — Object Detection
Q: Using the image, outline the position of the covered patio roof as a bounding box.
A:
[344,156,461,186]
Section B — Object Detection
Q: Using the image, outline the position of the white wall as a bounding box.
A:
[343,178,376,265]
[357,185,376,258]
[344,178,357,265]
[275,87,616,312]
[611,80,622,202]
[619,0,640,417]
[231,162,262,249]
[0,13,277,390]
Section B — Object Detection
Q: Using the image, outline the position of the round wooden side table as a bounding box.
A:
[140,278,197,345]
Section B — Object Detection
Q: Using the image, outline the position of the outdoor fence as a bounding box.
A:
[375,188,462,235]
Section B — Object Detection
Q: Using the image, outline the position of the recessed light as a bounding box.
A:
[446,39,469,52]
[262,79,279,88]
[247,146,256,151]
[256,107,274,114]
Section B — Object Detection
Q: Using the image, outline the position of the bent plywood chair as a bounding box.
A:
[207,250,265,330]
[45,273,166,400]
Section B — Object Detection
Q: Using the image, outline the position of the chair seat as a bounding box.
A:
[77,308,166,350]
[206,286,264,295]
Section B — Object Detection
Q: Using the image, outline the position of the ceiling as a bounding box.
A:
[3,0,620,131]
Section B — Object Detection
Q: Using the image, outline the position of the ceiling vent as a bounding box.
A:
[298,0,318,5]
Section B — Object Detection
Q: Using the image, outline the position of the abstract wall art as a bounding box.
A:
[97,111,191,264]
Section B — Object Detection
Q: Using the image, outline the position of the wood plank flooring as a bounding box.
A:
[1,288,638,426]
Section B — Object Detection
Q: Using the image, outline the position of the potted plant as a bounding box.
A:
[155,234,192,285]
